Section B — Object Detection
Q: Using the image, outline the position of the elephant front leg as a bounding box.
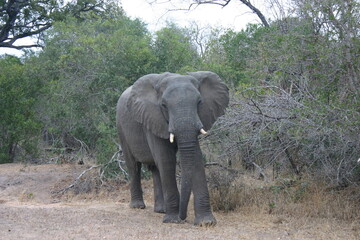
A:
[146,134,182,223]
[158,162,183,223]
[192,159,217,226]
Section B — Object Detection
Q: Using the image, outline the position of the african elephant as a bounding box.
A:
[116,71,229,226]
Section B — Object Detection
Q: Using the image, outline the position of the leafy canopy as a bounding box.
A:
[0,0,108,49]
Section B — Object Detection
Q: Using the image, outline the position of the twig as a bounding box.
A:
[109,149,128,179]
[117,160,129,179]
[73,136,90,154]
[252,162,267,181]
[205,162,242,175]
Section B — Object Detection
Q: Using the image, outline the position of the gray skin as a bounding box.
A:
[116,71,229,226]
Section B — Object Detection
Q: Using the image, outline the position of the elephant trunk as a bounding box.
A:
[177,136,202,220]
[171,115,208,221]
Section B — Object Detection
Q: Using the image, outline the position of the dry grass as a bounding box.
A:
[62,163,360,223]
[209,170,360,222]
[209,171,360,239]
[51,161,360,238]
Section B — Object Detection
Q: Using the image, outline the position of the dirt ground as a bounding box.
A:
[0,163,358,240]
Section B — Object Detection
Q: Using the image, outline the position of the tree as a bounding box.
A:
[200,0,360,186]
[202,24,268,87]
[152,23,201,73]
[0,55,41,163]
[293,0,360,95]
[0,0,106,49]
[31,9,154,163]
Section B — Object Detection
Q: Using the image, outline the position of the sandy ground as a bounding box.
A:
[0,163,358,240]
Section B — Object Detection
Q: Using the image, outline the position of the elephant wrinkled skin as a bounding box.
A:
[116,71,229,226]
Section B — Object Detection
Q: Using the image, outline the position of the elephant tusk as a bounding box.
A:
[200,129,208,135]
[170,133,175,143]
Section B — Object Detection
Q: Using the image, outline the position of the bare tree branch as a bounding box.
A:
[156,0,270,27]
[238,0,269,27]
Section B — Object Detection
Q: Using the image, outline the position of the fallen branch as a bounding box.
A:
[53,165,100,195]
[53,149,128,195]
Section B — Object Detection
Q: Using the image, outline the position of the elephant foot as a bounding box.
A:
[194,214,217,227]
[163,214,184,224]
[130,200,146,209]
[154,204,165,213]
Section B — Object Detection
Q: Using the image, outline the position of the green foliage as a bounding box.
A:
[203,24,269,87]
[152,23,201,73]
[0,56,41,163]
[30,9,154,163]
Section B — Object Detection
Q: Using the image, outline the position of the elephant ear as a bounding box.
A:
[127,73,171,139]
[188,71,229,131]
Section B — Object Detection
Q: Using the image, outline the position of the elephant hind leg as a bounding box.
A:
[148,165,165,213]
[129,161,145,209]
[123,148,145,209]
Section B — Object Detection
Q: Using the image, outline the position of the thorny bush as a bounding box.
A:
[202,85,360,187]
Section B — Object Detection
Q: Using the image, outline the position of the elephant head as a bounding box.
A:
[127,71,229,223]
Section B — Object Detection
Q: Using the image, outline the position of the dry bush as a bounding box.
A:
[70,169,103,195]
[203,86,360,187]
[207,166,240,212]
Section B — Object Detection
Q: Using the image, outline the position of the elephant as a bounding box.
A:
[116,71,229,226]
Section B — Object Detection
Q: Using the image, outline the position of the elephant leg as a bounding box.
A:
[158,160,181,223]
[192,159,216,226]
[145,135,181,223]
[149,165,165,213]
[123,147,145,209]
[130,162,146,209]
